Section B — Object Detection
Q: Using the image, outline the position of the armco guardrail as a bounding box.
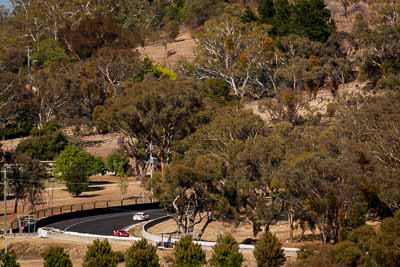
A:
[142,215,300,256]
[11,196,158,231]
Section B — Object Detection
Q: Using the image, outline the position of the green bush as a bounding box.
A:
[31,38,70,67]
[254,232,286,267]
[296,245,316,260]
[210,234,243,267]
[292,245,337,267]
[297,213,400,267]
[259,0,275,24]
[113,251,125,264]
[106,150,131,176]
[0,121,33,140]
[207,78,230,98]
[43,246,73,267]
[368,211,400,266]
[0,253,20,267]
[151,65,177,80]
[83,239,117,267]
[347,225,375,251]
[183,0,225,27]
[173,236,206,267]
[241,7,258,23]
[257,0,333,42]
[30,122,60,137]
[54,145,105,196]
[333,241,362,267]
[125,239,159,267]
[16,131,68,160]
[92,105,110,134]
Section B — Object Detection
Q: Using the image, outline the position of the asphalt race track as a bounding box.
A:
[46,208,166,235]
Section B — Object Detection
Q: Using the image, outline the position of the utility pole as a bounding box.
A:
[149,142,154,195]
[2,166,8,254]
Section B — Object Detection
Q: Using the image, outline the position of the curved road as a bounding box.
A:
[46,208,166,235]
[44,209,299,256]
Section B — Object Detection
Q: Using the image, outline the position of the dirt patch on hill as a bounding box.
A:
[0,132,123,158]
[0,137,27,152]
[137,31,196,67]
[245,81,367,124]
[326,0,372,32]
[79,133,125,158]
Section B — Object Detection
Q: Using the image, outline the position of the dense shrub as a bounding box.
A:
[43,246,73,267]
[83,239,117,267]
[292,245,337,267]
[151,65,177,80]
[368,211,400,266]
[31,38,70,67]
[210,234,243,267]
[30,122,60,137]
[294,212,400,266]
[173,236,206,267]
[0,121,34,140]
[54,145,105,196]
[259,0,275,24]
[0,253,20,267]
[184,0,225,27]
[207,78,230,98]
[257,0,333,41]
[333,241,362,266]
[16,131,68,160]
[113,251,125,264]
[106,150,131,176]
[254,232,286,267]
[125,239,159,267]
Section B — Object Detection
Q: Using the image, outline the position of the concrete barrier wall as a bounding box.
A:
[38,227,142,242]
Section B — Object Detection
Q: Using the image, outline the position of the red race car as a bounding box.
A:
[113,230,130,237]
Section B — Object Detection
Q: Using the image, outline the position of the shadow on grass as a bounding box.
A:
[76,194,101,198]
[89,181,114,185]
[87,186,105,192]
[62,186,105,194]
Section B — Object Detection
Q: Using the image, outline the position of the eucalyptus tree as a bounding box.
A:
[153,108,265,238]
[102,79,202,177]
[195,14,284,98]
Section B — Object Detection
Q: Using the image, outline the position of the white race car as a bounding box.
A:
[133,212,150,221]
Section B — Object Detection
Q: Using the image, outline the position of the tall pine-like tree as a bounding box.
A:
[259,0,276,24]
[273,0,292,36]
[292,0,333,42]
